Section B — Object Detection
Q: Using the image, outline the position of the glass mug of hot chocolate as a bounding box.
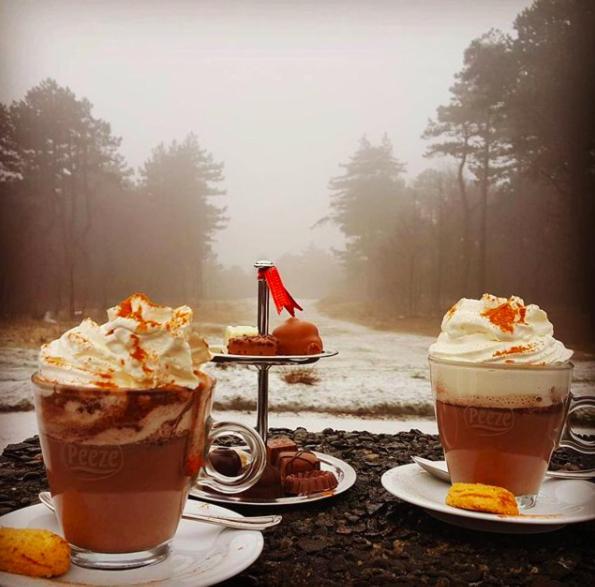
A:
[32,294,266,569]
[429,294,595,509]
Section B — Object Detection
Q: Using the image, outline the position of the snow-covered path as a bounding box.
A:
[204,304,436,416]
[1,302,594,416]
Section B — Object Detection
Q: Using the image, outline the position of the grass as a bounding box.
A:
[316,297,441,338]
[0,319,78,349]
[0,399,34,412]
[0,299,256,349]
[193,299,255,336]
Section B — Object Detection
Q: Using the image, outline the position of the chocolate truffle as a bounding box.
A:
[209,448,242,477]
[284,470,339,495]
[277,450,320,481]
[242,463,283,499]
[267,436,298,466]
[272,317,323,355]
[227,335,278,356]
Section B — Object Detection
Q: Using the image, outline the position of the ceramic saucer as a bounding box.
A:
[0,500,263,586]
[381,463,595,534]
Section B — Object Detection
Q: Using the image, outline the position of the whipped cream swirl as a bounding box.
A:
[39,293,210,389]
[429,294,573,364]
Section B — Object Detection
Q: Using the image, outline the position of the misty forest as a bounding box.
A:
[1,0,594,346]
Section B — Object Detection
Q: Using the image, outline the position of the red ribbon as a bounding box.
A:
[258,267,303,317]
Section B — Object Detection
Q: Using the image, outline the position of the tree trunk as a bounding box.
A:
[478,138,490,297]
[457,148,471,294]
[408,251,417,315]
[434,180,446,313]
[572,168,595,334]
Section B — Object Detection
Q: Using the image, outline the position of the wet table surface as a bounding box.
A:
[1,428,594,586]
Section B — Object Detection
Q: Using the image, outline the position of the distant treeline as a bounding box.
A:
[1,0,593,345]
[0,80,227,317]
[323,0,595,342]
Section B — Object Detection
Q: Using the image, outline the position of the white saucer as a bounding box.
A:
[0,501,263,586]
[381,463,595,534]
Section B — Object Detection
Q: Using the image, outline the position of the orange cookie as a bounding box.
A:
[0,527,71,578]
[445,482,519,516]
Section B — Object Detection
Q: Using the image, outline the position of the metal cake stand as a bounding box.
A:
[191,259,354,506]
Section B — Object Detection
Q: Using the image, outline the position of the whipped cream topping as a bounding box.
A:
[39,293,210,389]
[429,294,573,364]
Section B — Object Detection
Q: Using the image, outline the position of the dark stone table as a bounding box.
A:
[1,428,594,586]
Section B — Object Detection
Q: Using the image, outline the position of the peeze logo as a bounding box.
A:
[62,444,123,481]
[463,406,514,436]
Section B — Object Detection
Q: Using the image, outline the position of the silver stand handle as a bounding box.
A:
[254,259,274,443]
[257,365,270,442]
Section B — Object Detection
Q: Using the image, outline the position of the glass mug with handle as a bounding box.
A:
[32,371,266,569]
[429,357,595,509]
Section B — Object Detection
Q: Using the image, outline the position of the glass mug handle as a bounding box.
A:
[559,394,595,455]
[198,420,267,494]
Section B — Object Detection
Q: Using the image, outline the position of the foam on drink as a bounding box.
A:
[429,294,573,409]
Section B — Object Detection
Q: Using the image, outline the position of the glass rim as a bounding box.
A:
[428,355,573,372]
[31,371,206,394]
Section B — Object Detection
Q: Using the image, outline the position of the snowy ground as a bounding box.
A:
[204,305,437,417]
[0,304,437,415]
[1,302,594,434]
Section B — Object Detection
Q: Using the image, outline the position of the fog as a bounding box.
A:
[0,0,531,268]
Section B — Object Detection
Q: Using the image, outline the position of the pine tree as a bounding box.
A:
[328,135,411,304]
[139,133,226,302]
[7,79,127,315]
[423,31,514,295]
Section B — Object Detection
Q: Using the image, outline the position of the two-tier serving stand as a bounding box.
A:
[190,260,356,506]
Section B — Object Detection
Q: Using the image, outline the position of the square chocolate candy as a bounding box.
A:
[266,436,298,466]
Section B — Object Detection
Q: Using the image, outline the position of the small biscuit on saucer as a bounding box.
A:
[0,527,71,577]
[446,482,519,516]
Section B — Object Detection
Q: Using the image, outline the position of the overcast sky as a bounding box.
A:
[0,0,532,269]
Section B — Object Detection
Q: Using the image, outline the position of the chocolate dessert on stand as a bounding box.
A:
[191,260,355,505]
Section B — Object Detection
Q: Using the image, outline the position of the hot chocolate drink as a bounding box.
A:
[34,293,265,569]
[435,399,567,496]
[429,294,574,506]
[34,380,211,554]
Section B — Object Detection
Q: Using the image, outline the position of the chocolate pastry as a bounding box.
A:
[277,450,320,481]
[227,335,278,356]
[209,448,242,477]
[242,463,283,499]
[284,470,339,495]
[266,436,298,467]
[272,317,323,355]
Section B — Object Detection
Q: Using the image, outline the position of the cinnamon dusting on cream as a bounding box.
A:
[481,296,527,333]
[493,344,534,358]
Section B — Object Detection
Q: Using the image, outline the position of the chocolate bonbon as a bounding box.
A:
[272,317,323,355]
[277,450,320,480]
[284,470,338,495]
[209,448,243,477]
